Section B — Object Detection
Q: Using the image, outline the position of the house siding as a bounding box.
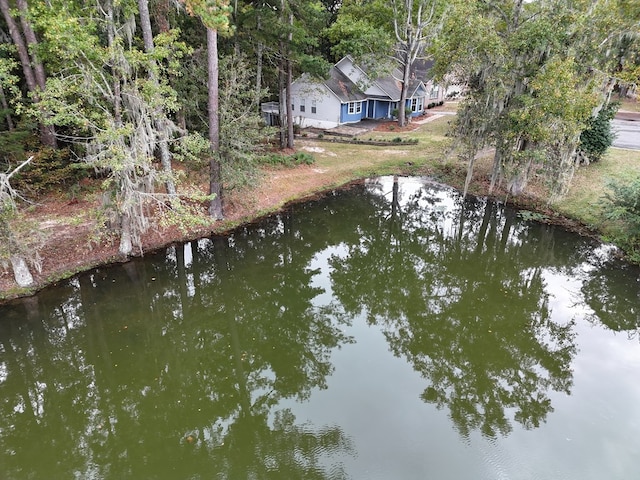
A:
[340,102,367,123]
[290,81,342,128]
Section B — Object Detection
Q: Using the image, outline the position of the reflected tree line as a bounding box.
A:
[1,177,639,477]
[0,204,357,479]
[328,177,640,438]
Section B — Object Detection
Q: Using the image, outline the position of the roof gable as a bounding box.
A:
[292,56,429,104]
[324,66,368,102]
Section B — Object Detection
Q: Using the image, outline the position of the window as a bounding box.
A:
[311,99,317,114]
[348,101,362,115]
[300,98,305,112]
[411,98,423,112]
[292,104,295,111]
[430,86,440,99]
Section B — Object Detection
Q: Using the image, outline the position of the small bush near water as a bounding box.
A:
[603,175,640,262]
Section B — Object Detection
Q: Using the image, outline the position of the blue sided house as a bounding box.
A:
[283,56,442,129]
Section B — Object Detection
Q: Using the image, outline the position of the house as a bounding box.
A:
[263,56,443,130]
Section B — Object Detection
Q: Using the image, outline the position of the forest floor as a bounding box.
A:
[2,102,640,302]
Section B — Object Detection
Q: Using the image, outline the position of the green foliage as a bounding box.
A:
[434,0,614,197]
[157,187,215,234]
[218,53,276,190]
[325,0,394,63]
[603,175,640,260]
[5,148,83,194]
[258,152,315,166]
[0,123,37,162]
[578,102,620,163]
[0,43,21,120]
[172,132,211,168]
[181,0,233,33]
[517,210,550,223]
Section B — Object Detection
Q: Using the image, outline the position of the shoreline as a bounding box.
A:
[0,169,605,305]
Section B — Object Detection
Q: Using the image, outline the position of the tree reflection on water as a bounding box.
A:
[328,177,585,439]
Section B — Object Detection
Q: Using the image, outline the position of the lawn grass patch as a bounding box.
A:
[556,148,640,229]
[619,96,640,113]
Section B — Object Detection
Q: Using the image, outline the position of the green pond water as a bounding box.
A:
[1,176,639,479]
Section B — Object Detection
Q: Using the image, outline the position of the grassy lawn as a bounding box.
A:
[295,117,453,186]
[557,149,640,223]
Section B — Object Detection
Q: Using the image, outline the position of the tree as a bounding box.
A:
[39,0,189,255]
[433,0,629,199]
[0,0,56,146]
[326,0,394,65]
[137,0,177,196]
[218,53,272,190]
[241,0,331,149]
[577,101,619,164]
[278,0,294,149]
[392,0,442,127]
[181,0,232,219]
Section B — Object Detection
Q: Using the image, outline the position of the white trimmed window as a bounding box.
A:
[430,86,440,99]
[300,98,306,112]
[348,101,362,114]
[411,98,424,112]
[311,99,317,114]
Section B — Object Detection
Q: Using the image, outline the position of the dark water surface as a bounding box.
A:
[1,176,639,479]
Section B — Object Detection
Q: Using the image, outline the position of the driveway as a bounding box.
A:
[612,112,640,150]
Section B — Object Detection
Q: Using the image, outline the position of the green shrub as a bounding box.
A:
[602,174,640,261]
[578,101,619,163]
[258,151,314,167]
[392,137,403,143]
[289,152,314,165]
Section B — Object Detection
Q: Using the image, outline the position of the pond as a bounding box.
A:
[0,176,639,479]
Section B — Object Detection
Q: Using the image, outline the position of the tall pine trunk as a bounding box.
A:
[278,1,294,150]
[207,27,223,219]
